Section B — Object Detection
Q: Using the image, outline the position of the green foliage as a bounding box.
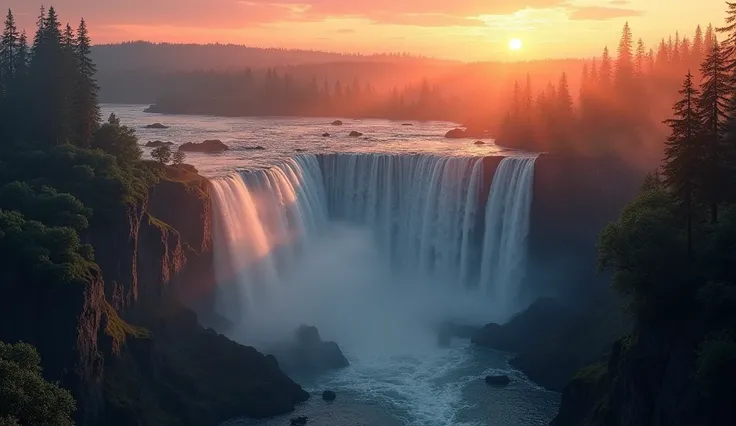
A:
[93,113,142,164]
[0,341,76,426]
[172,150,186,165]
[0,181,90,230]
[695,330,736,399]
[152,145,172,164]
[598,185,693,319]
[0,209,95,285]
[574,362,607,384]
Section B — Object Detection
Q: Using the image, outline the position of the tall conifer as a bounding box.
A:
[73,19,100,147]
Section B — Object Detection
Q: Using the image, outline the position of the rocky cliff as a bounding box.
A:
[0,163,309,426]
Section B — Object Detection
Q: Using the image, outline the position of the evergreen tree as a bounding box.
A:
[635,38,646,75]
[662,72,702,253]
[705,24,715,56]
[1,9,19,98]
[717,2,736,67]
[28,6,68,145]
[600,46,613,88]
[698,40,731,223]
[615,22,635,88]
[73,19,100,147]
[693,25,704,65]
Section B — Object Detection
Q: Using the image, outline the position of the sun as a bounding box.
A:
[509,38,523,51]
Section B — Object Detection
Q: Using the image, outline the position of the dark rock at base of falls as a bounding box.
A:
[145,140,174,148]
[244,145,266,151]
[349,131,363,137]
[144,122,169,129]
[269,325,349,375]
[472,297,629,392]
[295,148,307,152]
[332,120,343,125]
[445,127,490,139]
[322,390,336,401]
[402,123,413,126]
[322,132,330,137]
[291,416,309,425]
[474,140,485,145]
[179,139,229,153]
[485,375,511,387]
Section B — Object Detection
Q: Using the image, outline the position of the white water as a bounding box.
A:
[480,156,538,316]
[209,153,544,425]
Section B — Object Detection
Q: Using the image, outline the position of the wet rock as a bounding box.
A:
[402,123,413,126]
[445,128,467,138]
[322,133,330,137]
[295,148,307,152]
[269,325,349,375]
[332,120,343,125]
[178,140,229,153]
[485,375,511,387]
[290,416,308,425]
[244,145,266,151]
[145,123,169,129]
[145,140,174,148]
[474,141,485,145]
[349,131,363,137]
[322,390,336,401]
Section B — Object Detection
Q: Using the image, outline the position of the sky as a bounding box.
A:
[5,0,728,61]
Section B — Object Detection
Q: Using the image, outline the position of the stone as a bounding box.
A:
[145,140,174,148]
[332,120,343,125]
[178,140,229,153]
[244,145,266,150]
[474,141,485,145]
[290,416,308,425]
[145,123,169,129]
[349,131,363,137]
[322,133,330,137]
[322,390,336,401]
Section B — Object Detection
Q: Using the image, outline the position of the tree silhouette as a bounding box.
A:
[662,72,702,253]
[73,19,100,147]
[152,145,172,164]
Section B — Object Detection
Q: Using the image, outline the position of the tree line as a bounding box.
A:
[498,22,716,161]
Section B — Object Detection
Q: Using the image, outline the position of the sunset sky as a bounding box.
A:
[5,0,727,61]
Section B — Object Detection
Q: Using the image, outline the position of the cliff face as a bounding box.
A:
[1,165,309,426]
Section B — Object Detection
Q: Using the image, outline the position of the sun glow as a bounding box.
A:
[508,38,522,51]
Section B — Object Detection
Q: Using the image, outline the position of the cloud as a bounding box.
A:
[6,0,568,30]
[608,0,631,5]
[568,6,643,21]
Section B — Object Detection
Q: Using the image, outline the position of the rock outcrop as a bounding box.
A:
[349,131,363,137]
[145,140,174,148]
[1,163,311,426]
[144,123,169,129]
[270,325,349,375]
[179,140,229,153]
[485,375,511,387]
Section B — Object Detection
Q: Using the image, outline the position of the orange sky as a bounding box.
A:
[6,0,728,61]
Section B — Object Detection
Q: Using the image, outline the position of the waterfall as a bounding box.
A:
[480,155,538,311]
[320,154,486,287]
[209,153,538,323]
[210,155,328,322]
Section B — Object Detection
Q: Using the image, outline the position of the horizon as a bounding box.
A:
[5,1,727,62]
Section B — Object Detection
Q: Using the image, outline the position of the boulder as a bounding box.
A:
[269,325,349,375]
[244,145,266,151]
[178,140,229,153]
[322,390,336,401]
[445,128,467,138]
[295,148,307,152]
[291,416,308,425]
[332,120,343,126]
[474,141,485,145]
[402,123,413,126]
[322,133,330,137]
[145,140,174,148]
[145,123,169,129]
[485,375,511,387]
[349,131,363,137]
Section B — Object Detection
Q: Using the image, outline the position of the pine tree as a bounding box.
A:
[704,24,715,56]
[28,6,68,145]
[1,9,19,99]
[615,22,634,88]
[662,72,702,253]
[635,38,646,75]
[73,19,100,147]
[693,25,704,66]
[717,2,736,67]
[698,40,731,223]
[600,46,613,87]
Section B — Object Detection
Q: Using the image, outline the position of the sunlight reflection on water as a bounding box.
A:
[103,104,513,177]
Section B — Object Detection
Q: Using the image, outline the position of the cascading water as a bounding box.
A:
[320,154,486,287]
[210,155,328,323]
[210,153,549,426]
[480,155,538,313]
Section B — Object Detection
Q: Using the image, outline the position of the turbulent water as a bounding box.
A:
[209,152,553,425]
